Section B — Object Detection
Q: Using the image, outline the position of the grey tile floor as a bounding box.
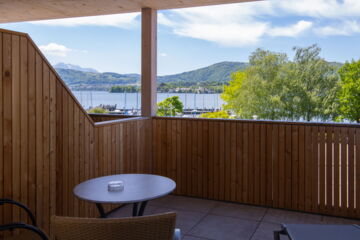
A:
[108,195,360,240]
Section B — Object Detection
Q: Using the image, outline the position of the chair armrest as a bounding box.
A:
[0,199,36,226]
[173,228,181,240]
[0,222,48,240]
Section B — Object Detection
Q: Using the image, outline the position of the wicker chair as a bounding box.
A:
[51,213,181,240]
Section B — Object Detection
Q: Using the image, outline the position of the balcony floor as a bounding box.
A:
[108,195,360,240]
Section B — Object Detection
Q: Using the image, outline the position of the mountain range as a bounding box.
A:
[54,61,248,91]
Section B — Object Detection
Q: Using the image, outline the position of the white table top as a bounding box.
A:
[73,174,176,204]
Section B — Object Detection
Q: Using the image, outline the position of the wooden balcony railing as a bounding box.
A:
[152,117,360,219]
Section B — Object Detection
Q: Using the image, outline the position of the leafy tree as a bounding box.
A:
[222,49,288,120]
[200,110,231,119]
[88,107,109,114]
[281,45,339,121]
[222,45,340,121]
[157,96,184,116]
[337,59,360,122]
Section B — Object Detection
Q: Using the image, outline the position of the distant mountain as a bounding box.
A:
[54,62,98,73]
[55,61,248,91]
[158,62,248,83]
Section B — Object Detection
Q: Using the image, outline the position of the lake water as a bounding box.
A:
[73,91,224,110]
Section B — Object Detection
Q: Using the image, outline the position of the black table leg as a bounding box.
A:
[137,201,148,216]
[96,203,106,218]
[132,202,138,217]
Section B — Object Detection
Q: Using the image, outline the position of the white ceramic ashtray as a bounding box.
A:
[108,180,124,192]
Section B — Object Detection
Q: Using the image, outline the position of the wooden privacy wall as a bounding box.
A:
[0,28,152,235]
[0,29,58,234]
[153,117,360,219]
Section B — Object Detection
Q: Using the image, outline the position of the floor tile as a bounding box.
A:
[154,207,207,234]
[107,204,158,218]
[250,222,283,240]
[262,209,322,224]
[322,216,360,225]
[210,202,267,221]
[148,195,174,207]
[163,195,218,213]
[189,214,259,240]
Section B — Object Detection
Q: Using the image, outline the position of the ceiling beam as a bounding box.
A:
[0,0,260,23]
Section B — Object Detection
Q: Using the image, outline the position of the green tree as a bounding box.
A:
[157,96,184,116]
[88,107,109,114]
[200,110,231,119]
[337,59,360,122]
[222,45,340,121]
[281,45,339,121]
[222,49,288,120]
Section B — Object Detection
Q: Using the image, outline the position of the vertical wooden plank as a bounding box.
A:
[181,120,187,195]
[278,125,285,208]
[253,123,260,205]
[304,126,313,212]
[311,126,319,213]
[219,121,225,200]
[242,123,248,203]
[224,121,231,201]
[285,125,292,209]
[73,105,80,217]
[20,36,28,223]
[49,72,56,222]
[260,124,266,205]
[68,93,74,217]
[61,89,68,216]
[356,128,360,217]
[291,125,299,210]
[12,34,21,225]
[176,120,182,195]
[298,125,305,211]
[230,122,236,202]
[2,33,13,226]
[35,51,43,225]
[266,124,273,206]
[272,124,279,208]
[42,62,50,231]
[348,128,355,217]
[208,120,214,199]
[197,120,203,198]
[333,128,340,215]
[55,82,63,215]
[326,127,333,214]
[213,121,219,200]
[248,123,254,204]
[319,127,326,213]
[236,122,243,203]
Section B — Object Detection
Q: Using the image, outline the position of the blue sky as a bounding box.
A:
[1,0,360,75]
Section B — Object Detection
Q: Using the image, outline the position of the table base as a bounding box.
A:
[96,201,148,218]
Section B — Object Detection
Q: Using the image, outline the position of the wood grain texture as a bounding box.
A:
[0,29,152,236]
[153,117,360,219]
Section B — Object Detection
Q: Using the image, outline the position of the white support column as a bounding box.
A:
[141,8,157,117]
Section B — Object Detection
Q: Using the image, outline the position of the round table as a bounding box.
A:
[73,174,176,217]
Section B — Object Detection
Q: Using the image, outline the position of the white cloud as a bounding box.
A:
[158,0,360,47]
[316,20,360,36]
[39,43,72,57]
[268,21,313,37]
[160,53,168,57]
[30,13,139,28]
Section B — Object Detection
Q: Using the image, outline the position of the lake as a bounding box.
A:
[73,91,224,110]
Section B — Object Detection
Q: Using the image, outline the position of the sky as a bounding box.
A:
[1,0,360,75]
